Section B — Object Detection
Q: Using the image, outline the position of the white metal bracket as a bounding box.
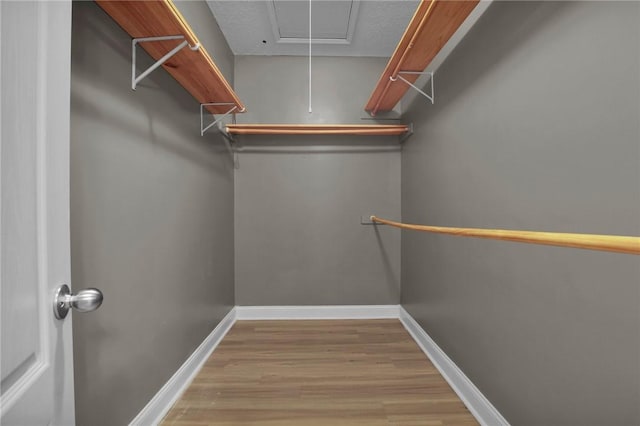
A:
[200,103,238,136]
[200,103,239,169]
[132,35,200,90]
[390,71,434,104]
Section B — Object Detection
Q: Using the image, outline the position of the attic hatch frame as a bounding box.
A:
[266,0,361,46]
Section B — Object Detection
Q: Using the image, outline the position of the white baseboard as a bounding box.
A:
[235,305,401,320]
[399,307,509,426]
[130,305,507,426]
[129,308,237,426]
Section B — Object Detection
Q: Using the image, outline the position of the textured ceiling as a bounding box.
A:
[205,0,420,57]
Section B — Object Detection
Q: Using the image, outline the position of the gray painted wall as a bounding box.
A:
[70,2,235,425]
[234,139,401,306]
[174,0,234,85]
[401,2,639,424]
[233,56,401,306]
[234,55,396,123]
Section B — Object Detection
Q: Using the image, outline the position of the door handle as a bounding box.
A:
[54,284,103,320]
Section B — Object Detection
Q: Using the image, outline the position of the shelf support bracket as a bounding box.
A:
[390,71,434,104]
[200,103,238,136]
[399,122,414,144]
[201,103,239,169]
[132,35,200,90]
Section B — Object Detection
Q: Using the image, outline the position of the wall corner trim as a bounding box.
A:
[235,305,401,320]
[399,307,510,426]
[129,308,237,426]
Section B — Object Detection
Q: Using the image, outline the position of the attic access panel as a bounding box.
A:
[268,0,360,44]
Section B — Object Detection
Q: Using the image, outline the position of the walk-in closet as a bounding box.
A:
[1,0,638,425]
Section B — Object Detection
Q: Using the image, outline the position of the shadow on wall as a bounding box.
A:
[71,2,234,174]
[234,134,403,154]
[71,76,233,175]
[374,225,401,300]
[406,1,572,116]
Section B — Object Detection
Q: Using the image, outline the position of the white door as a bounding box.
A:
[1,1,75,424]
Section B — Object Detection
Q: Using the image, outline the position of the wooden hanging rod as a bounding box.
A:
[226,124,410,136]
[370,216,640,255]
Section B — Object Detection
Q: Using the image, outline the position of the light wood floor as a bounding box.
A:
[162,320,477,425]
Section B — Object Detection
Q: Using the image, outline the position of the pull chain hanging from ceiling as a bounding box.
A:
[308,0,312,113]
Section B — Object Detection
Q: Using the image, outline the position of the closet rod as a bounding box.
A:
[226,124,409,136]
[370,216,640,255]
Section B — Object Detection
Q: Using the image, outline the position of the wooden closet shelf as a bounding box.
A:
[96,0,245,115]
[365,0,479,115]
[225,124,410,136]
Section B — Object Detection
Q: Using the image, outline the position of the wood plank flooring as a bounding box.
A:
[162,320,477,425]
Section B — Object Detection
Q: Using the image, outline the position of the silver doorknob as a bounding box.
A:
[54,284,103,320]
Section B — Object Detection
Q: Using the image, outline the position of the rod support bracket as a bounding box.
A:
[390,71,434,104]
[132,35,200,91]
[399,122,414,144]
[200,103,239,169]
[215,123,239,169]
[361,215,377,225]
[200,103,237,136]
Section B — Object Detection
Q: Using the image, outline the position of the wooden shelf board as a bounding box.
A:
[96,0,245,115]
[365,0,479,115]
[226,124,410,136]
